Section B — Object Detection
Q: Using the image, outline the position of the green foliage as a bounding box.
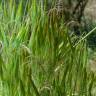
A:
[0,1,96,96]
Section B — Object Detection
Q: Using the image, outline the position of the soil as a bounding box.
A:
[84,0,96,21]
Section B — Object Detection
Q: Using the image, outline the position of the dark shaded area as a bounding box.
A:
[84,19,96,50]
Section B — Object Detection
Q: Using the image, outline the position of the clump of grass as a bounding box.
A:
[0,0,96,96]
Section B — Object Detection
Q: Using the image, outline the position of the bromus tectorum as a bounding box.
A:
[0,0,96,96]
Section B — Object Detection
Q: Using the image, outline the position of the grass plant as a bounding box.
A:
[0,0,96,96]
